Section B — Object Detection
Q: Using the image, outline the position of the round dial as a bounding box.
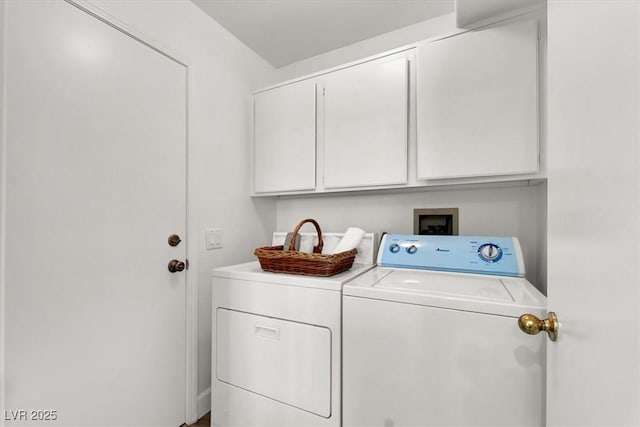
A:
[478,243,502,262]
[406,245,418,254]
[389,243,400,253]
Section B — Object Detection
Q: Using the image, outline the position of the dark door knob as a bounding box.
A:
[168,259,186,273]
[168,234,182,247]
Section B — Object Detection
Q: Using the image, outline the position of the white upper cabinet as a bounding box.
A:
[251,16,541,196]
[417,19,539,180]
[322,54,409,189]
[253,79,316,194]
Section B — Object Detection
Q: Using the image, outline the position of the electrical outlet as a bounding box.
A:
[205,228,223,250]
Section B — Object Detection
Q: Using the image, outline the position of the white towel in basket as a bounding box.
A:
[331,227,365,254]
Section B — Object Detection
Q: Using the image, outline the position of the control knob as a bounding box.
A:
[478,243,502,262]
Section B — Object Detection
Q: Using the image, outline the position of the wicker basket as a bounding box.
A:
[254,218,358,277]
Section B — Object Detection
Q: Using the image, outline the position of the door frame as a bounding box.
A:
[0,0,200,424]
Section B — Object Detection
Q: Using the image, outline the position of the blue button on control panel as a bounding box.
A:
[378,234,525,277]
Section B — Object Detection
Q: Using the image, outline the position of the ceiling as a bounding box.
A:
[191,0,455,68]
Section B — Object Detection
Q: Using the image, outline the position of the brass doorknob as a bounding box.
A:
[168,259,186,273]
[518,312,559,342]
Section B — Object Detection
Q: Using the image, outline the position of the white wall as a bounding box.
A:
[455,0,543,28]
[278,184,545,290]
[1,0,277,418]
[274,13,456,82]
[272,9,547,293]
[0,2,6,421]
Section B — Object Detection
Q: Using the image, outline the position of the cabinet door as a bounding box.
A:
[253,79,316,193]
[417,20,539,180]
[323,55,409,189]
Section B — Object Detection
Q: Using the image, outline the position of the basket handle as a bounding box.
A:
[289,218,323,253]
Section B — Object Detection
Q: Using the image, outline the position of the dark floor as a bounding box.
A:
[186,412,210,426]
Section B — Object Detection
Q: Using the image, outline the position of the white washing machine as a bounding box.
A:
[211,232,376,427]
[343,234,547,427]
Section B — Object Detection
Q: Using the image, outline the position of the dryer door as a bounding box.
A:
[216,308,332,417]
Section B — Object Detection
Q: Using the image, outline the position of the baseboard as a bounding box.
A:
[197,388,211,420]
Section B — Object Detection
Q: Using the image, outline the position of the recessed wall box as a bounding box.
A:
[413,208,459,235]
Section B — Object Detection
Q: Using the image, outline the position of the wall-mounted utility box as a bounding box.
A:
[413,208,459,235]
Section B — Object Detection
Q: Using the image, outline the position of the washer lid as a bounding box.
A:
[344,267,546,317]
[374,269,513,303]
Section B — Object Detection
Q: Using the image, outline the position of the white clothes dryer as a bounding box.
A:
[211,232,376,427]
[342,234,547,427]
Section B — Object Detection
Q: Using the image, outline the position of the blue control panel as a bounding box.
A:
[378,234,525,277]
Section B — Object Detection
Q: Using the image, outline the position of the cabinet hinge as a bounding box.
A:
[322,87,325,96]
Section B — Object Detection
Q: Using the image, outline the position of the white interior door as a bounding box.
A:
[546,1,640,425]
[3,1,187,425]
